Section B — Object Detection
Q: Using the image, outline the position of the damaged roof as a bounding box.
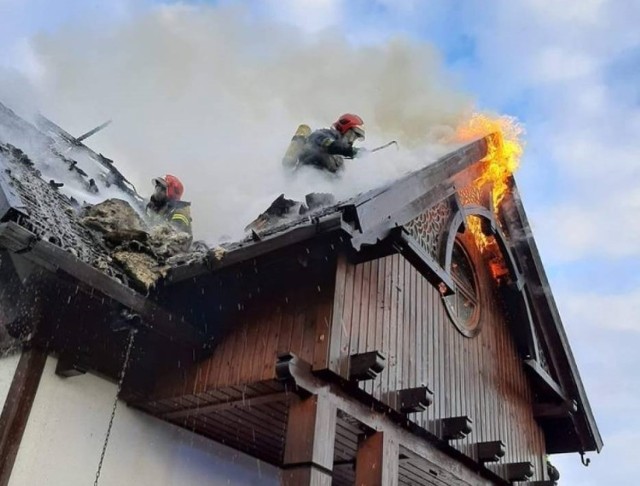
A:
[0,101,601,455]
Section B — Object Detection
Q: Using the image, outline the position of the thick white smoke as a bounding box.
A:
[3,4,474,242]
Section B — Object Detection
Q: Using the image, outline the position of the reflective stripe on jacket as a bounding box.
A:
[146,200,193,235]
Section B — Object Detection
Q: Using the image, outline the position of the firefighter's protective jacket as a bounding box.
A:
[146,200,193,235]
[298,128,357,173]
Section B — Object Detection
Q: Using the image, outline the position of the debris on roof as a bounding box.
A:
[79,198,200,292]
[245,192,337,232]
[0,102,205,292]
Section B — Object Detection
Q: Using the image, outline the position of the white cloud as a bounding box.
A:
[532,47,599,83]
[553,431,640,485]
[560,289,640,333]
[263,0,343,32]
[522,0,607,25]
[531,191,640,262]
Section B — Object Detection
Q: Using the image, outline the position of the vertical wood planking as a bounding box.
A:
[339,258,356,378]
[349,262,364,374]
[375,257,388,401]
[161,238,549,482]
[262,304,283,380]
[389,255,399,402]
[365,259,379,396]
[328,254,348,373]
[327,247,548,478]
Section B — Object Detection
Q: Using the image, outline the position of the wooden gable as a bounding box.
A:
[0,117,598,484]
[135,136,600,484]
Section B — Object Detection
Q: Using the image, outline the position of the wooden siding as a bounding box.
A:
[157,266,336,401]
[329,233,548,480]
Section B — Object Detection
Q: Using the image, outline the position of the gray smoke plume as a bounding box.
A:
[2,4,474,242]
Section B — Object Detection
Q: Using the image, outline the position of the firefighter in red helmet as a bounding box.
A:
[290,113,367,174]
[146,174,192,235]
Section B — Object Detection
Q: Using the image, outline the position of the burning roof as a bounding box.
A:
[0,101,601,455]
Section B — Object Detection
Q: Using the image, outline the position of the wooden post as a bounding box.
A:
[0,348,47,486]
[282,395,336,486]
[355,432,399,486]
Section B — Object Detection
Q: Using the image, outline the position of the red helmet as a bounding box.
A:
[154,174,184,201]
[333,113,364,136]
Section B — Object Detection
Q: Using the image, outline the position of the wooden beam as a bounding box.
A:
[355,432,399,486]
[395,230,456,296]
[534,400,577,420]
[162,392,294,420]
[0,348,47,486]
[276,353,502,485]
[524,359,567,402]
[282,395,337,486]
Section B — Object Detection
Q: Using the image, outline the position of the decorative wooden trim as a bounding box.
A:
[0,348,47,486]
[355,432,399,486]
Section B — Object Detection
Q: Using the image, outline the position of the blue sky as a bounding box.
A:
[1,1,639,484]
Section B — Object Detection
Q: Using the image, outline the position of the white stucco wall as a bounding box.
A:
[0,351,20,408]
[9,357,281,486]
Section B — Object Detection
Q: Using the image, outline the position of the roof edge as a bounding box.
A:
[503,180,603,453]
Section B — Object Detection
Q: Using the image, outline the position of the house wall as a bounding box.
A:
[8,356,281,486]
[328,233,548,480]
[162,267,336,397]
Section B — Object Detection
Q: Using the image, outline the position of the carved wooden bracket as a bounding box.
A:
[349,351,386,381]
[504,462,534,482]
[394,386,434,413]
[435,416,473,441]
[475,440,506,463]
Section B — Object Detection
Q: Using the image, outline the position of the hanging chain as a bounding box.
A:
[94,328,137,486]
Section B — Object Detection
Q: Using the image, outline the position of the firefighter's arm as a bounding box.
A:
[323,137,357,158]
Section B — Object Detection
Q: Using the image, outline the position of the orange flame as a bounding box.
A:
[466,215,490,252]
[454,114,524,281]
[455,113,524,211]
